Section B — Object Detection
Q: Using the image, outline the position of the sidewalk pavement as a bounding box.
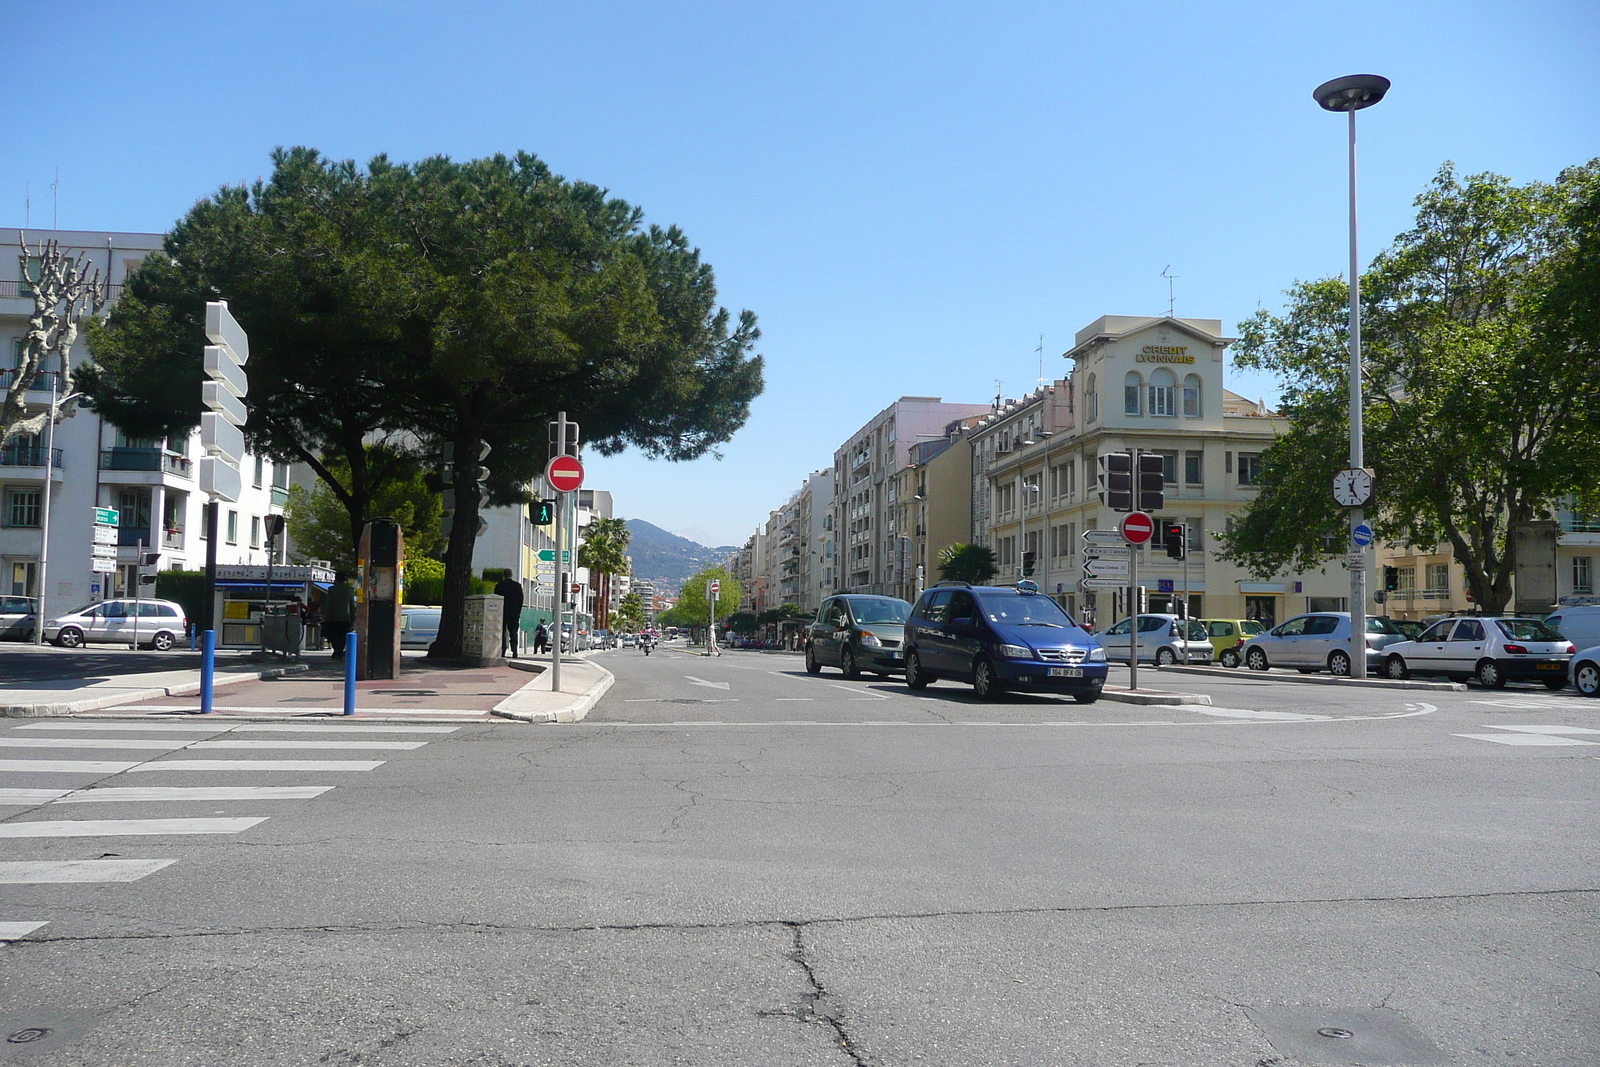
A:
[2,660,311,718]
[495,652,614,723]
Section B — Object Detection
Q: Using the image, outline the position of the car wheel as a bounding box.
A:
[1575,660,1600,697]
[1385,655,1410,680]
[1476,659,1505,689]
[972,657,1005,700]
[804,644,821,674]
[1220,648,1241,669]
[55,627,83,649]
[1072,692,1099,704]
[1541,677,1566,691]
[1156,647,1177,667]
[1246,647,1269,671]
[1328,650,1352,677]
[150,631,175,652]
[905,650,932,689]
[841,646,861,680]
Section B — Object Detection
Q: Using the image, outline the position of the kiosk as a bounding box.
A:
[211,564,336,649]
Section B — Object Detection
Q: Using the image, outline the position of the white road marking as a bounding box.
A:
[0,738,185,750]
[53,786,333,803]
[232,724,457,733]
[15,722,224,733]
[774,698,815,702]
[13,722,456,734]
[0,859,176,883]
[1453,733,1599,746]
[187,740,426,750]
[1471,699,1576,709]
[0,817,268,838]
[0,921,48,940]
[0,759,139,774]
[828,684,889,701]
[1479,725,1600,735]
[128,760,384,772]
[683,676,732,691]
[1187,707,1331,722]
[107,706,489,714]
[0,789,71,805]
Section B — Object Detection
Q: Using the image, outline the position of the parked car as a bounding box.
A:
[0,595,38,640]
[44,599,187,651]
[1390,618,1425,640]
[1238,613,1406,676]
[806,594,914,677]
[1095,614,1214,666]
[1381,616,1574,688]
[400,606,442,649]
[900,581,1109,702]
[1542,606,1600,653]
[621,633,637,648]
[1203,618,1264,668]
[1569,644,1600,697]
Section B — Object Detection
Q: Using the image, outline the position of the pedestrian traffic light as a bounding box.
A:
[1383,565,1399,592]
[1137,453,1165,512]
[1022,551,1036,576]
[532,499,554,525]
[1163,521,1186,560]
[1097,452,1133,512]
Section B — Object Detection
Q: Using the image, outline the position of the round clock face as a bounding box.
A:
[1333,468,1372,507]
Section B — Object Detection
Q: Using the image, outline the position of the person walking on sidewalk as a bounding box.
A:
[323,571,356,660]
[533,620,550,654]
[493,571,524,658]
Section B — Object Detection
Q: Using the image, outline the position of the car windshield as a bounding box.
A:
[1497,618,1562,642]
[849,599,911,625]
[978,592,1073,627]
[1183,620,1208,640]
[1366,616,1403,635]
[1239,620,1264,636]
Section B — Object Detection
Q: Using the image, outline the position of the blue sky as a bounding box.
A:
[5,0,1596,547]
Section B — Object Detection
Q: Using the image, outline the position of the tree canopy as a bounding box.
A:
[82,147,763,654]
[674,566,742,624]
[938,543,998,585]
[1220,160,1600,614]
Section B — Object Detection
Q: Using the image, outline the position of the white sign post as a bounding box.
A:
[201,301,248,645]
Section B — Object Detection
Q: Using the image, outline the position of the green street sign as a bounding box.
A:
[93,507,119,527]
[536,549,570,563]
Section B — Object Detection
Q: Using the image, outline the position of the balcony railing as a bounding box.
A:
[118,525,152,548]
[0,281,123,300]
[162,528,186,550]
[100,448,193,477]
[0,444,63,469]
[0,368,63,393]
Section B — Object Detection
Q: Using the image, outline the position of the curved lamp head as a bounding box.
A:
[1313,74,1390,112]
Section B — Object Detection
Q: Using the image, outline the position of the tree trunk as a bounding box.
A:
[429,431,483,660]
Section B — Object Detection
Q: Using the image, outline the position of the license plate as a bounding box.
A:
[1535,662,1562,670]
[1049,667,1083,678]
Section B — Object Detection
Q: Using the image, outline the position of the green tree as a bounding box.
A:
[282,445,443,574]
[675,566,742,625]
[1220,161,1600,614]
[938,542,998,585]
[577,516,631,631]
[725,610,758,634]
[613,592,644,632]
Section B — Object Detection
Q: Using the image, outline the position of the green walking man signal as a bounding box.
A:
[533,499,554,525]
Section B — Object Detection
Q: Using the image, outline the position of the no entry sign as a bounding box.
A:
[1121,512,1155,545]
[546,454,585,493]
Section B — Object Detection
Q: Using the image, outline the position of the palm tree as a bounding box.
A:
[578,516,631,630]
[937,542,998,585]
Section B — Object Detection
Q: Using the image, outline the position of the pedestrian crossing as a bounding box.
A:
[1453,724,1600,747]
[0,719,455,942]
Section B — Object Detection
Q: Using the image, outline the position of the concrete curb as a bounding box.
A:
[1154,664,1467,692]
[1,662,311,718]
[493,660,615,724]
[1097,686,1213,706]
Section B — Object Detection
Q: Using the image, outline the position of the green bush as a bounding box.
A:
[404,572,492,606]
[154,571,208,629]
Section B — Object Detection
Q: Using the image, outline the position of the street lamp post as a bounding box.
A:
[1314,73,1389,679]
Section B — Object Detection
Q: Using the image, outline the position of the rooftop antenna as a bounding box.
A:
[1035,334,1045,389]
[994,379,1003,409]
[51,167,59,229]
[24,182,29,228]
[1162,265,1178,317]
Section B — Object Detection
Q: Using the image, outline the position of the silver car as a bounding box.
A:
[1239,612,1406,676]
[0,595,38,640]
[1382,616,1573,689]
[1094,614,1214,666]
[1570,644,1600,697]
[45,599,188,651]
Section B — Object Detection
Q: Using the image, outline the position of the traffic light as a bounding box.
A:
[1162,521,1186,560]
[548,419,580,459]
[264,514,285,544]
[1097,451,1133,512]
[1137,453,1165,512]
[532,499,555,525]
[1022,551,1036,576]
[1383,566,1399,592]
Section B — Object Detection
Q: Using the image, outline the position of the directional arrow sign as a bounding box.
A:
[1083,529,1125,544]
[1079,577,1125,590]
[1082,545,1130,559]
[536,549,572,563]
[1083,560,1129,577]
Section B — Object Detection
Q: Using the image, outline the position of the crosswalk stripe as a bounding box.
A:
[14,722,458,734]
[0,759,139,774]
[187,739,426,750]
[14,722,225,733]
[53,786,334,803]
[0,738,186,750]
[1482,725,1600,735]
[0,817,267,838]
[126,760,384,772]
[110,705,490,714]
[232,724,458,734]
[0,859,176,883]
[1453,733,1598,746]
[0,789,72,805]
[0,921,49,939]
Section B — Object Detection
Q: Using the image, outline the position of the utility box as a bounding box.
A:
[462,595,503,667]
[356,519,404,680]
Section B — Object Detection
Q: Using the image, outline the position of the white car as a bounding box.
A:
[1566,644,1599,697]
[1094,614,1213,666]
[45,599,188,651]
[1381,616,1573,689]
[400,606,441,649]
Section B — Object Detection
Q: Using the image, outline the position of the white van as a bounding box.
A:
[1543,606,1600,651]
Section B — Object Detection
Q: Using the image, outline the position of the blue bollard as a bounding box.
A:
[343,633,358,716]
[200,630,216,714]
[189,624,197,651]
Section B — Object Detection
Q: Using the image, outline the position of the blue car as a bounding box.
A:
[901,581,1109,702]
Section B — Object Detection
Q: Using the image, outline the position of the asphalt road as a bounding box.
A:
[0,641,1594,1065]
[0,645,260,686]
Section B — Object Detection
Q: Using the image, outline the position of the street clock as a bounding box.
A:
[1332,467,1375,508]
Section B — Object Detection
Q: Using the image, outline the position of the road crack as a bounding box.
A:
[758,922,871,1065]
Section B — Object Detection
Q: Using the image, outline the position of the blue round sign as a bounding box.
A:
[1352,523,1374,547]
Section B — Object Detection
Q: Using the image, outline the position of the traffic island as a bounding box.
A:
[1155,664,1466,692]
[494,656,614,724]
[1097,686,1213,706]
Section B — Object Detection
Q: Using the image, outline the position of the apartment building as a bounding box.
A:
[891,418,981,603]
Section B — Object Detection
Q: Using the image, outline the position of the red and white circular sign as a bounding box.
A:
[546,454,584,493]
[1121,512,1155,545]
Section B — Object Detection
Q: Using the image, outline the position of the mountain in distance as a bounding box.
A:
[624,519,738,593]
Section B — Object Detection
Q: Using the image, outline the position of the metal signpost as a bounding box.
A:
[199,301,248,711]
[707,578,720,656]
[1120,512,1156,690]
[546,414,584,692]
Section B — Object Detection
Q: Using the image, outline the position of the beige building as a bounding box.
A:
[892,418,981,602]
[981,315,1355,628]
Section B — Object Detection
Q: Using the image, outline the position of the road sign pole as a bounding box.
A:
[1183,529,1191,664]
[551,411,566,693]
[1128,523,1139,692]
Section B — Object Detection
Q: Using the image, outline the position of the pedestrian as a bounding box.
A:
[322,571,356,660]
[493,570,525,658]
[534,620,550,654]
